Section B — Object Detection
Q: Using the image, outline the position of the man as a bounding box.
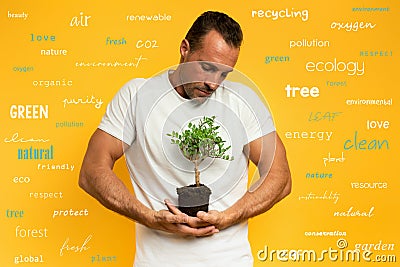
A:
[79,11,291,266]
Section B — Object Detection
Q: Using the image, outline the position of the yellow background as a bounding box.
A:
[1,0,399,266]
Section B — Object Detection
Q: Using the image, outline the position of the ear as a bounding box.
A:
[180,39,190,60]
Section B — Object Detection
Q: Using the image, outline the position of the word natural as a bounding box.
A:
[306,58,365,76]
[333,206,375,217]
[18,145,54,160]
[285,84,319,97]
[344,131,389,150]
[308,112,342,122]
[10,105,48,119]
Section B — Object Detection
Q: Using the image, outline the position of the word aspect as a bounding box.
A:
[344,131,389,150]
[306,58,365,76]
[70,12,91,27]
[366,120,390,130]
[285,84,319,97]
[10,105,48,119]
[308,112,342,122]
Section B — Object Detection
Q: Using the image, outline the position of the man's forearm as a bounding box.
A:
[222,165,291,228]
[79,165,155,227]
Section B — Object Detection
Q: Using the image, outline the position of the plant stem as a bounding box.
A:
[194,160,200,187]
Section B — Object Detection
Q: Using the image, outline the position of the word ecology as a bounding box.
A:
[306,58,365,76]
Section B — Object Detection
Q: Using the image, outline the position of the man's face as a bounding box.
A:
[178,30,240,100]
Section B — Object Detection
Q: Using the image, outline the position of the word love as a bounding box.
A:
[366,120,390,130]
[30,34,56,42]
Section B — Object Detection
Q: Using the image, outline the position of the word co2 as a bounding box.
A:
[136,39,159,49]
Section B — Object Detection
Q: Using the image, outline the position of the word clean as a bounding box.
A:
[343,131,389,150]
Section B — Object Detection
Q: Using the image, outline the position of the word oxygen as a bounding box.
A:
[18,145,54,160]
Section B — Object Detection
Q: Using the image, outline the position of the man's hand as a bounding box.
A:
[147,200,219,237]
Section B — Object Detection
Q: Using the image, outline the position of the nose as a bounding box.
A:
[204,81,219,91]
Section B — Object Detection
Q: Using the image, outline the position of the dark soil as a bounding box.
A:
[177,184,212,217]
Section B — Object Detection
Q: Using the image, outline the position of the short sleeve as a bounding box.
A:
[236,84,275,143]
[98,79,143,145]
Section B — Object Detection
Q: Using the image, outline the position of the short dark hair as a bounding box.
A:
[185,11,243,52]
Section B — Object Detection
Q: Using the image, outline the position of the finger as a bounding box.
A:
[178,224,219,237]
[164,199,183,215]
[186,216,212,228]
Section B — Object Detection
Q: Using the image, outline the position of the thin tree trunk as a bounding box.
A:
[195,161,200,187]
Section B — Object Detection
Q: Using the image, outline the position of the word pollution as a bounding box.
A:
[18,145,54,160]
[37,163,75,171]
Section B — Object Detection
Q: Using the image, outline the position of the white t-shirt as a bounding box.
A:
[98,70,275,267]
